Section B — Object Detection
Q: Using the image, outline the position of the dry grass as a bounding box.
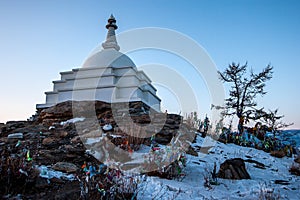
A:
[258,183,280,200]
[124,123,148,151]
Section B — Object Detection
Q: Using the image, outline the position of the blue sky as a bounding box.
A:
[0,0,299,129]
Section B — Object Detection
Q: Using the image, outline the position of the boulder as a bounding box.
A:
[270,150,286,158]
[289,164,300,176]
[42,137,59,147]
[218,158,251,179]
[52,162,79,173]
[54,131,69,138]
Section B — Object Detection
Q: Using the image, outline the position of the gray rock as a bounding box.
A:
[8,133,23,140]
[52,162,79,173]
[42,137,59,147]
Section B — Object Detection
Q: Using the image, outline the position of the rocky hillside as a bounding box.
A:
[0,100,191,199]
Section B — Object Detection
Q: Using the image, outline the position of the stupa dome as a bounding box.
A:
[82,48,136,68]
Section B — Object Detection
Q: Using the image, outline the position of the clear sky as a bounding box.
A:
[0,0,299,129]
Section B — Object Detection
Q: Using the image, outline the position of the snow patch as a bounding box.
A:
[37,165,75,180]
[136,135,300,199]
[60,117,85,126]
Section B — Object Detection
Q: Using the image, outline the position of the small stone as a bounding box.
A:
[52,162,79,173]
[71,136,81,144]
[8,133,23,140]
[294,155,300,164]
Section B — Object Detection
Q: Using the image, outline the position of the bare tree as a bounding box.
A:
[258,109,293,134]
[218,62,273,133]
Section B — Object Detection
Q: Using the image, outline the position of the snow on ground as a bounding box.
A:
[60,117,85,126]
[137,133,300,200]
[37,165,75,180]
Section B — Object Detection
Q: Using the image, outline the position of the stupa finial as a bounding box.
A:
[102,14,120,51]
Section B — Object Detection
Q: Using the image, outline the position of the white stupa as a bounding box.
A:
[37,15,161,111]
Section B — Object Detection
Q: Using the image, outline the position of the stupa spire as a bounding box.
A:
[102,14,120,51]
